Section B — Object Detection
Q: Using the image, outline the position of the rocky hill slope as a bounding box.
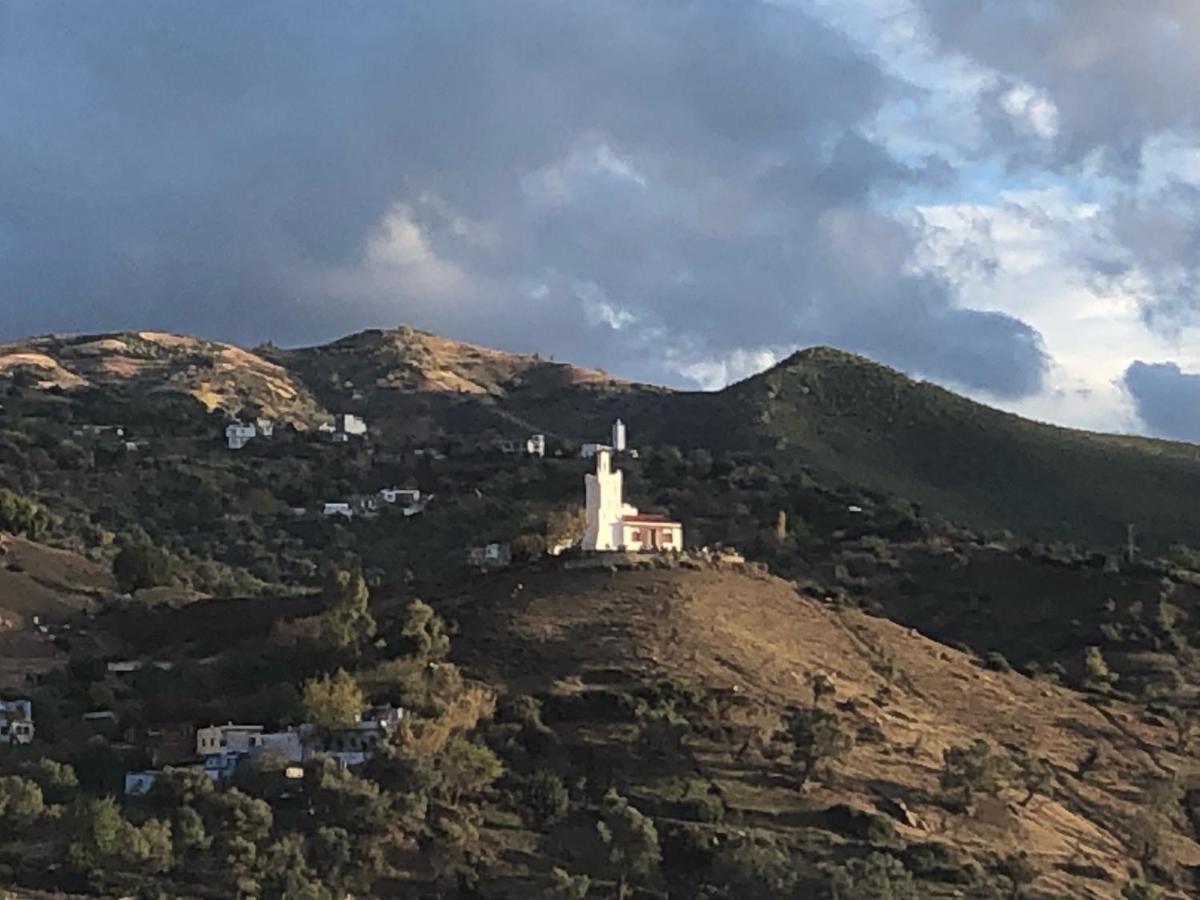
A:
[441,560,1200,898]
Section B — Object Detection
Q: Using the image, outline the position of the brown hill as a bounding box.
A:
[0,535,111,691]
[442,560,1200,898]
[0,331,327,425]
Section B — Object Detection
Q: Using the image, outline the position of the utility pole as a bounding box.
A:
[1126,523,1138,564]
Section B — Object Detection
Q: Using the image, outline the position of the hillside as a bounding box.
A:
[710,347,1200,551]
[0,536,111,691]
[442,560,1200,898]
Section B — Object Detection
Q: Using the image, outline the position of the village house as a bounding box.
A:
[323,414,368,443]
[583,447,682,552]
[498,433,546,457]
[142,723,196,766]
[581,419,633,459]
[380,487,420,506]
[467,542,512,569]
[299,705,404,768]
[0,699,34,745]
[225,421,257,450]
[196,723,265,756]
[322,502,354,519]
[74,424,125,439]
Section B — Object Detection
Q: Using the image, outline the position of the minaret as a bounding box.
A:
[612,418,627,453]
[583,448,623,550]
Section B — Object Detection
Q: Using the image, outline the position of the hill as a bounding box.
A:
[0,331,327,425]
[708,347,1200,551]
[441,560,1200,898]
[7,324,1200,552]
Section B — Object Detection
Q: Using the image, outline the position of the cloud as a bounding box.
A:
[1123,360,1200,442]
[0,0,1053,397]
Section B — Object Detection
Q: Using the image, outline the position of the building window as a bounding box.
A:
[631,529,642,541]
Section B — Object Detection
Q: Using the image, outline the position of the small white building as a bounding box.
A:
[225,422,257,450]
[323,502,354,520]
[255,418,275,438]
[196,723,265,756]
[329,414,368,443]
[582,448,682,552]
[0,699,34,745]
[379,488,421,506]
[499,434,546,457]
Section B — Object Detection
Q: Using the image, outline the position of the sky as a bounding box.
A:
[4,1,1200,439]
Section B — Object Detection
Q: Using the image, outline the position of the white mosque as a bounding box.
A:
[582,427,682,552]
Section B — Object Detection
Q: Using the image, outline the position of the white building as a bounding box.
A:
[379,488,421,506]
[225,422,257,450]
[0,699,33,745]
[499,434,546,457]
[612,419,627,452]
[255,418,275,438]
[196,723,265,756]
[329,414,368,443]
[580,442,609,459]
[582,448,682,552]
[323,502,354,519]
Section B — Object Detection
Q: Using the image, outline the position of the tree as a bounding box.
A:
[940,739,1014,812]
[437,734,504,807]
[995,851,1040,900]
[400,598,451,662]
[550,867,591,899]
[0,488,51,539]
[1083,646,1118,690]
[525,770,570,827]
[0,775,44,818]
[318,568,376,654]
[66,796,126,872]
[1122,880,1162,900]
[776,706,852,787]
[23,758,77,804]
[596,791,661,900]
[1010,750,1053,807]
[303,669,366,729]
[113,543,173,592]
[829,853,916,900]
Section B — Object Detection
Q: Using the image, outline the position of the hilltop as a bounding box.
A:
[0,331,327,426]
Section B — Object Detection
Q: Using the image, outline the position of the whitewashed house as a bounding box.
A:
[379,488,421,506]
[329,414,368,443]
[225,422,257,450]
[499,434,546,457]
[0,699,34,745]
[323,502,354,520]
[582,448,682,552]
[255,418,276,437]
[299,705,403,768]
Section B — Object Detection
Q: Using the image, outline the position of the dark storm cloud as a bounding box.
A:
[915,0,1200,171]
[0,0,1048,394]
[1123,361,1200,442]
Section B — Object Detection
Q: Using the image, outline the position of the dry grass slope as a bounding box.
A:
[446,562,1200,899]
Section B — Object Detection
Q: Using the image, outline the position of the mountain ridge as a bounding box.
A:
[3,324,1200,549]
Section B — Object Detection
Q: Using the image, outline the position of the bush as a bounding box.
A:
[524,769,570,827]
[113,543,173,592]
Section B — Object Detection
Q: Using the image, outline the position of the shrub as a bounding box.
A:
[113,543,173,592]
